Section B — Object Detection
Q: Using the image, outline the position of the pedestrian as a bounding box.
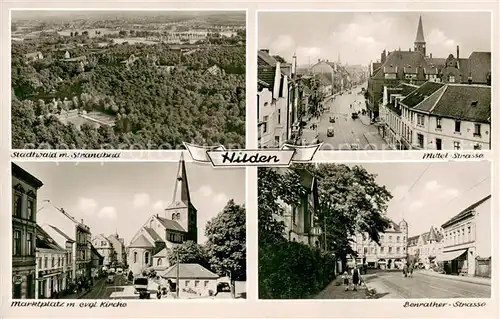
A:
[351,266,361,291]
[157,285,162,299]
[408,263,414,278]
[342,271,349,291]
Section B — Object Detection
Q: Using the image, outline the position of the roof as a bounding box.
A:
[407,226,443,246]
[144,227,162,241]
[415,84,491,123]
[65,56,86,62]
[156,216,185,232]
[258,66,276,90]
[12,163,44,188]
[25,52,42,58]
[400,81,445,108]
[426,58,446,69]
[388,221,401,232]
[36,225,65,251]
[258,50,277,67]
[442,195,492,228]
[129,235,154,248]
[467,52,491,84]
[153,247,168,258]
[374,50,428,78]
[159,263,219,279]
[47,225,74,242]
[415,16,425,43]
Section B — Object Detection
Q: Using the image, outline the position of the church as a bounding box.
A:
[127,154,198,275]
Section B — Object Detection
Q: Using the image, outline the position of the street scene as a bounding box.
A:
[258,161,491,299]
[258,12,491,150]
[12,157,246,300]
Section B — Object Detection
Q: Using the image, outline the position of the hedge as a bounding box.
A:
[259,241,337,299]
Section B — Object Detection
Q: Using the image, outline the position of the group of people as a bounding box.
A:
[342,266,363,292]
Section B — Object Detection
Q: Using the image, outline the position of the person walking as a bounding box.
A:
[342,271,350,292]
[408,263,414,278]
[351,266,361,291]
[403,263,408,277]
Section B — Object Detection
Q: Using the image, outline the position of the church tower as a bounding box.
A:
[164,153,198,242]
[414,15,426,56]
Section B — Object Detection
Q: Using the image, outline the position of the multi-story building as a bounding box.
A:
[257,49,299,147]
[350,219,408,270]
[41,225,74,290]
[367,15,491,122]
[35,225,67,298]
[399,82,491,150]
[407,226,444,269]
[12,163,44,299]
[107,232,127,267]
[90,245,104,278]
[127,155,198,275]
[92,234,115,268]
[439,195,491,277]
[75,223,92,279]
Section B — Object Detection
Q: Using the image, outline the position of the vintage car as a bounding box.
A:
[327,127,334,137]
[329,116,335,123]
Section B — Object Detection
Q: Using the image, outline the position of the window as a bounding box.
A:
[474,124,481,137]
[292,207,296,225]
[388,247,393,254]
[417,114,425,126]
[384,73,396,79]
[133,252,137,263]
[274,136,280,146]
[204,281,209,288]
[194,280,200,288]
[13,230,21,255]
[454,120,461,133]
[185,280,190,287]
[389,236,392,242]
[380,247,384,253]
[449,75,455,83]
[157,259,162,266]
[263,116,268,133]
[27,200,34,220]
[435,138,442,150]
[27,233,33,255]
[417,134,424,148]
[364,247,368,255]
[37,257,41,268]
[277,109,281,124]
[454,141,461,150]
[44,257,48,268]
[396,247,400,254]
[396,236,400,243]
[144,252,150,264]
[436,117,442,129]
[52,257,55,267]
[14,193,22,217]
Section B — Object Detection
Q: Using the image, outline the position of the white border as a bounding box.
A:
[1,1,499,319]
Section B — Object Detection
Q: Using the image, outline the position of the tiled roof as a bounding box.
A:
[423,66,439,75]
[153,247,169,258]
[425,84,491,123]
[398,83,419,96]
[258,66,276,90]
[400,81,445,108]
[467,52,491,84]
[159,263,219,279]
[412,85,446,112]
[36,225,65,251]
[129,234,154,248]
[458,58,469,75]
[144,227,162,241]
[156,216,185,232]
[426,58,446,69]
[442,195,491,228]
[258,50,277,67]
[375,50,428,78]
[403,66,418,74]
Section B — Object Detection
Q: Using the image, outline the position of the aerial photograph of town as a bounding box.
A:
[257,12,491,151]
[11,10,246,150]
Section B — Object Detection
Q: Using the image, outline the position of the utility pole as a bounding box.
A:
[176,251,180,298]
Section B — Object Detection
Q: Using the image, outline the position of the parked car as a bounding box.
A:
[350,144,359,150]
[351,112,359,119]
[133,276,151,299]
[116,268,123,275]
[107,274,114,284]
[327,127,334,137]
[329,116,335,123]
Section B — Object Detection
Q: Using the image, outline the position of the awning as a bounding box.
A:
[436,249,467,262]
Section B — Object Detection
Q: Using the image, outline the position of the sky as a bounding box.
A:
[16,161,245,245]
[258,11,491,66]
[347,162,491,237]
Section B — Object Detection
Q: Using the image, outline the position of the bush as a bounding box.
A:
[259,241,336,299]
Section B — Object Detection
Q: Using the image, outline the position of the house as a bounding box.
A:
[407,226,444,269]
[90,245,104,278]
[107,233,127,267]
[25,51,43,62]
[127,154,198,275]
[158,263,219,297]
[439,195,491,277]
[205,65,224,76]
[399,82,491,150]
[92,234,115,267]
[350,219,408,270]
[35,224,67,298]
[12,163,44,299]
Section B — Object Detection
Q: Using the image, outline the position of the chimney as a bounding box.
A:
[456,45,459,59]
[430,53,432,58]
[81,219,84,224]
[260,49,270,54]
[318,58,320,62]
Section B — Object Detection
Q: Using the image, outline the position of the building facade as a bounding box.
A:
[407,226,444,269]
[35,225,67,298]
[127,155,198,275]
[12,163,44,299]
[92,234,115,268]
[107,233,127,267]
[439,195,491,277]
[351,219,408,270]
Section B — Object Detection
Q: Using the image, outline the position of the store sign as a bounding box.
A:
[13,275,22,285]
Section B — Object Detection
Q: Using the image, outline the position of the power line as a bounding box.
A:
[397,163,432,205]
[443,176,490,206]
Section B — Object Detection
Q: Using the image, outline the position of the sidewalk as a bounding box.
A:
[314,277,371,299]
[417,270,491,286]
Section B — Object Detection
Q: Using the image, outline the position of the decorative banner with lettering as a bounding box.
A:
[183,142,322,167]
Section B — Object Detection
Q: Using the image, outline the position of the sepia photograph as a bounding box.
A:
[257,11,491,151]
[11,156,246,300]
[258,161,491,299]
[11,10,246,150]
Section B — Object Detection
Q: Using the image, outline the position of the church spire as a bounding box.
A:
[414,15,426,56]
[171,152,191,206]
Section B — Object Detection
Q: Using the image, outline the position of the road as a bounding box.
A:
[366,271,491,299]
[80,274,137,299]
[302,84,389,151]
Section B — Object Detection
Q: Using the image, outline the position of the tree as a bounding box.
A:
[307,163,392,266]
[307,77,326,119]
[272,55,287,63]
[167,240,208,269]
[205,199,246,297]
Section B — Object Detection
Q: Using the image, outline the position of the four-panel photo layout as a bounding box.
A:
[9,8,492,305]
